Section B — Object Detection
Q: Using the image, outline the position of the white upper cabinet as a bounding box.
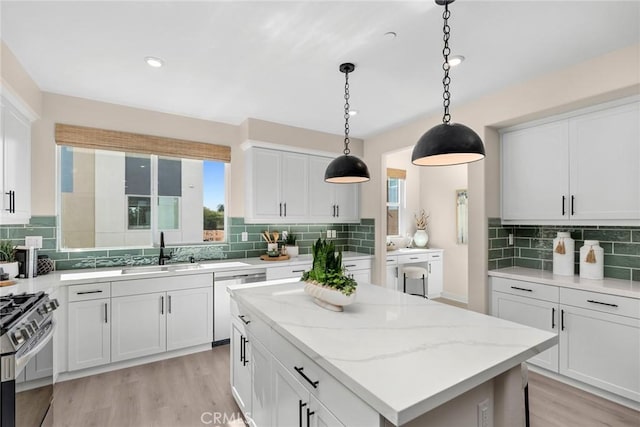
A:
[245,146,359,223]
[308,155,359,222]
[0,95,32,225]
[501,98,639,225]
[568,102,640,221]
[502,120,569,222]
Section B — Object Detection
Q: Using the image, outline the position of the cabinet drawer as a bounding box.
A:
[385,256,398,266]
[427,251,443,261]
[266,264,311,280]
[271,331,378,427]
[491,277,559,302]
[560,288,640,319]
[68,282,111,302]
[342,258,372,271]
[398,253,429,264]
[231,301,271,347]
[111,273,212,297]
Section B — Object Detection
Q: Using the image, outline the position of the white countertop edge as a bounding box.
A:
[230,282,558,426]
[488,267,640,299]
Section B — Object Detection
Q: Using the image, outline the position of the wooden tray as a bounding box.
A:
[0,280,17,287]
[260,254,290,262]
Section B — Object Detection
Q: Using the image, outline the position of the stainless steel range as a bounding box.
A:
[0,292,58,427]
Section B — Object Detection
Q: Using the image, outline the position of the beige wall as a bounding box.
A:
[0,41,42,118]
[363,44,640,313]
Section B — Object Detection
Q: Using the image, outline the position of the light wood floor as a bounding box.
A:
[52,346,640,427]
[52,346,242,427]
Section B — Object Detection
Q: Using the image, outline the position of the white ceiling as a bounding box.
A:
[1,1,638,138]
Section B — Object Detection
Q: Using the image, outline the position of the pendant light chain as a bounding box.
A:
[343,70,351,155]
[441,2,452,125]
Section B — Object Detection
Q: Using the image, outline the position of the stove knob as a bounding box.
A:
[24,323,35,335]
[20,327,32,340]
[50,299,60,310]
[30,320,39,331]
[12,330,25,345]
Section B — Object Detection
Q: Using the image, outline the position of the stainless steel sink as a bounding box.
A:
[120,265,172,275]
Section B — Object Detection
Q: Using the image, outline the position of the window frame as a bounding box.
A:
[56,145,228,250]
[386,176,406,237]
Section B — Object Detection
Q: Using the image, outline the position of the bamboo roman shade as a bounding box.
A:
[386,168,406,180]
[55,123,231,162]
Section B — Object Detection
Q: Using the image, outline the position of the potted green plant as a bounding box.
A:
[302,238,357,312]
[0,240,19,279]
[284,233,299,258]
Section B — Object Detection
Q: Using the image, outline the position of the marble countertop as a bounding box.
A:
[489,267,640,299]
[230,281,557,425]
[0,252,372,293]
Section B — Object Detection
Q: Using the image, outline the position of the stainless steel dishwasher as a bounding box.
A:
[213,269,266,344]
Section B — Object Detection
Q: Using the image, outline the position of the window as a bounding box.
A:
[386,168,406,236]
[58,146,227,249]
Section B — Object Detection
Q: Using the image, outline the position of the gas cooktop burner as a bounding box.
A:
[0,292,46,332]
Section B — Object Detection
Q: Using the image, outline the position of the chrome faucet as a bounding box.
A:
[158,232,172,265]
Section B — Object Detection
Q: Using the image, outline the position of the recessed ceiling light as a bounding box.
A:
[447,55,465,67]
[348,110,358,116]
[144,56,164,68]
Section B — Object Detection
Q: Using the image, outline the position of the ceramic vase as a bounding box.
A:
[413,230,429,248]
[303,281,356,312]
[580,240,604,280]
[552,232,575,276]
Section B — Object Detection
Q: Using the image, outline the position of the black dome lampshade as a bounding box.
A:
[412,123,485,166]
[412,0,485,167]
[324,62,370,184]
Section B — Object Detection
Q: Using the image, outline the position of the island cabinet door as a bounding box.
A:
[250,334,271,427]
[308,394,344,427]
[559,305,640,402]
[111,292,167,362]
[492,292,559,372]
[231,322,252,415]
[272,359,310,427]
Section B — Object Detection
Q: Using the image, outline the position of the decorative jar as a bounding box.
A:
[580,240,604,280]
[552,232,575,276]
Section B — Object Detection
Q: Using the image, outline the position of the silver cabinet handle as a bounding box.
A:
[104,303,108,323]
[160,296,164,314]
[168,295,172,314]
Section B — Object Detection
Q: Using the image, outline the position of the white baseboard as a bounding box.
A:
[527,365,640,411]
[439,292,468,305]
[55,343,212,383]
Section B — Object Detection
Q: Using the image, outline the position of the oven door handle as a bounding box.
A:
[15,321,56,376]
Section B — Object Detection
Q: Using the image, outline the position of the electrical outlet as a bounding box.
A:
[25,236,43,249]
[508,233,514,245]
[477,399,491,427]
[331,230,337,238]
[241,232,248,242]
[326,230,332,239]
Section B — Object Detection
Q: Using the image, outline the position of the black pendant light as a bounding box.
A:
[412,0,485,166]
[325,63,370,183]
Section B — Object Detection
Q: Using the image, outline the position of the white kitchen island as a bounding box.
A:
[229,280,557,427]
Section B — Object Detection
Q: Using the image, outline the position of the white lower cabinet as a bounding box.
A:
[166,287,213,351]
[426,254,443,298]
[67,273,214,373]
[490,276,640,403]
[559,304,640,402]
[231,299,378,427]
[231,321,252,415]
[491,291,558,372]
[272,360,343,427]
[111,292,167,362]
[68,298,111,371]
[343,258,372,285]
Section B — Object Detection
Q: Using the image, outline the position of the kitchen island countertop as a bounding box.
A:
[230,280,557,425]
